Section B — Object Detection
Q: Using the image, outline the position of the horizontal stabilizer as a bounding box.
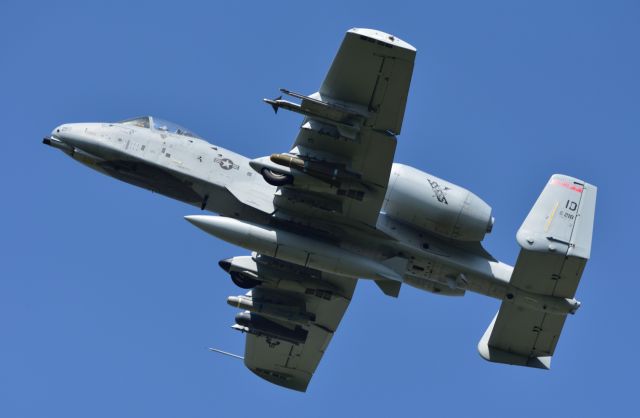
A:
[478,174,597,368]
[478,305,565,369]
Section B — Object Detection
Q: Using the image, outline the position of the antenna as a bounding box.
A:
[208,347,244,360]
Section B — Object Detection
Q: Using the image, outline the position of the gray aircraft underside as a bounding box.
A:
[44,28,597,392]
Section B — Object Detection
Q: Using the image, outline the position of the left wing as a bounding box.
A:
[253,28,416,228]
[225,253,357,391]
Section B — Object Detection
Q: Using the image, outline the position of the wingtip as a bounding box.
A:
[347,28,416,52]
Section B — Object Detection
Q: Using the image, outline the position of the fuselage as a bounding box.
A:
[45,117,514,300]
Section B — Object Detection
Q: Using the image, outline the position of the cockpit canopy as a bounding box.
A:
[119,116,202,139]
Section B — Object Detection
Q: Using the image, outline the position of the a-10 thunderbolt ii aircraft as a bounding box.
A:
[44,28,596,392]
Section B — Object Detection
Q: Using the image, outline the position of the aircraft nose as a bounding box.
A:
[44,122,109,159]
[51,123,80,141]
[48,123,103,153]
[51,124,67,137]
[43,124,75,153]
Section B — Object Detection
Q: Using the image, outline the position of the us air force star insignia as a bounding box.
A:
[214,158,239,170]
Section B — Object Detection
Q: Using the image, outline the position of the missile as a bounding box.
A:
[263,88,366,126]
[184,215,403,281]
[234,311,308,345]
[270,153,361,184]
[227,295,315,324]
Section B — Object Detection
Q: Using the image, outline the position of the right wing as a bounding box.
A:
[226,253,357,392]
[255,28,416,228]
[479,174,597,368]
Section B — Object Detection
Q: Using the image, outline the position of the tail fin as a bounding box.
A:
[478,174,597,369]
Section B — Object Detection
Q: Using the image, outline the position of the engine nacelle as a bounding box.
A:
[383,164,493,242]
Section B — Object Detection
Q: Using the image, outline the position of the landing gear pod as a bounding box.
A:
[219,258,262,289]
[261,168,294,186]
[230,271,261,289]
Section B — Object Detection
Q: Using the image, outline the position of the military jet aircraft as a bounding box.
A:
[44,28,596,392]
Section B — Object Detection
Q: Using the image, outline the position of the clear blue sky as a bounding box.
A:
[2,1,638,416]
